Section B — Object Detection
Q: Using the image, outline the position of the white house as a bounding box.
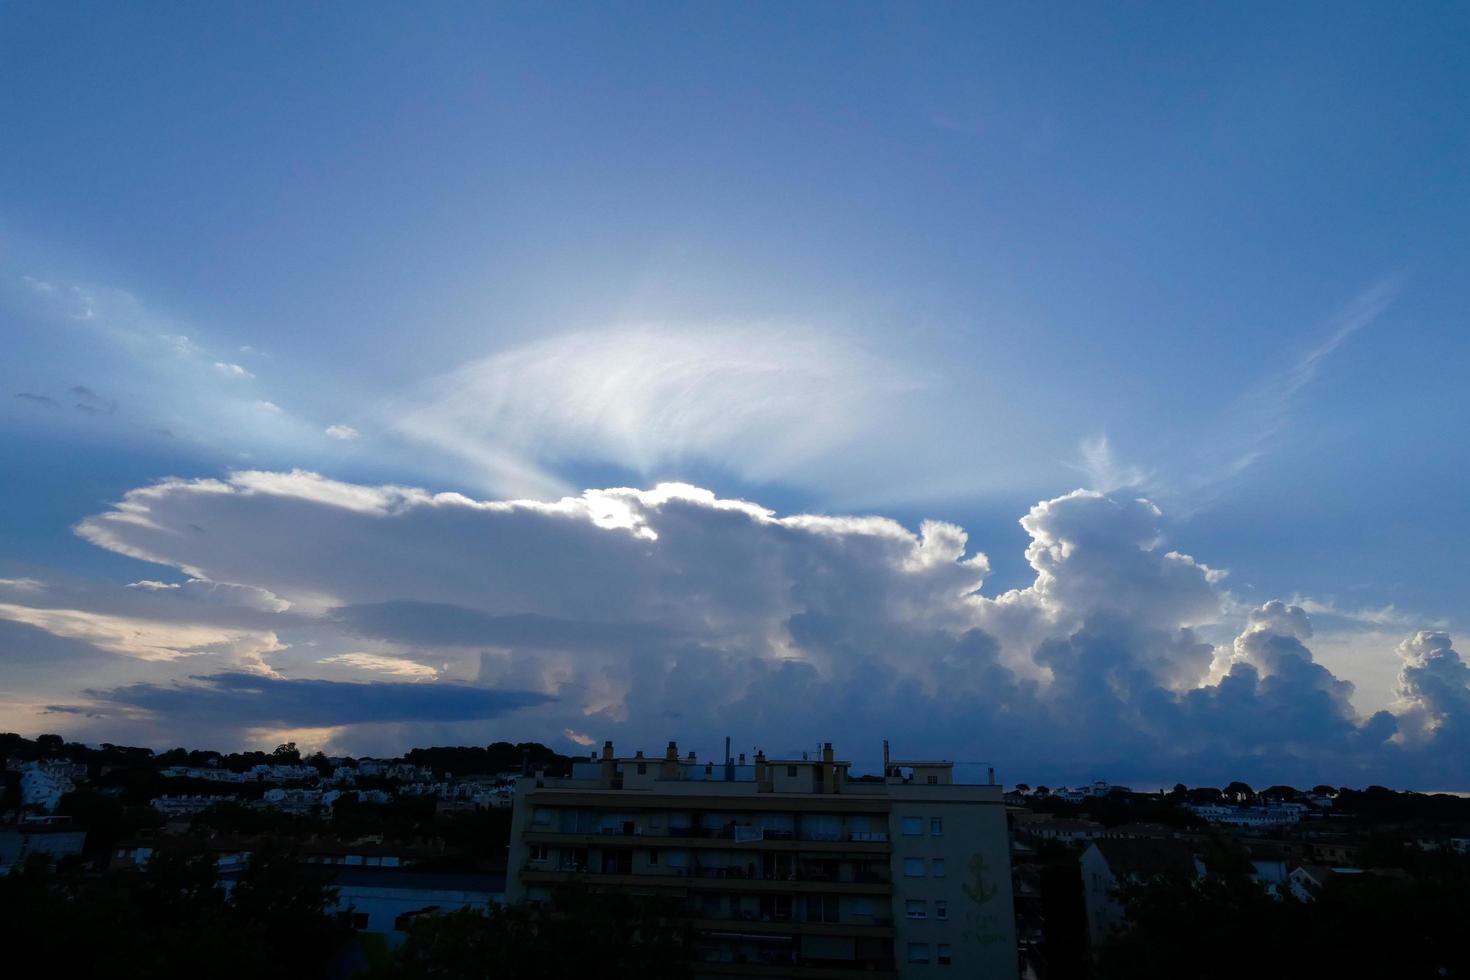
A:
[18,762,75,811]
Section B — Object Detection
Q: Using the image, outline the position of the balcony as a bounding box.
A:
[520,865,891,895]
[696,958,897,978]
[690,917,895,939]
[522,829,889,855]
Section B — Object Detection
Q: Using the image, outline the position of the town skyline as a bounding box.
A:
[3,4,1469,790]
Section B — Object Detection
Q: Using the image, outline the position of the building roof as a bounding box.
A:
[1030,818,1104,831]
[329,866,506,893]
[1104,822,1175,838]
[1091,838,1199,876]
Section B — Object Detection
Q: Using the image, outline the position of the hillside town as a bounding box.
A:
[4,732,1470,978]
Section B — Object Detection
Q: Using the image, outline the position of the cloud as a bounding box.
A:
[1395,632,1470,747]
[335,601,690,653]
[318,653,439,679]
[75,671,551,727]
[388,323,924,497]
[213,361,254,379]
[125,577,292,613]
[16,392,60,408]
[1073,434,1152,493]
[0,468,1441,783]
[325,424,359,440]
[1179,279,1401,501]
[70,385,116,414]
[0,602,284,665]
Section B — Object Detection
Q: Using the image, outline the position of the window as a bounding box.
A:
[932,859,946,878]
[903,857,925,877]
[760,894,793,921]
[532,808,552,826]
[935,900,948,920]
[927,775,939,784]
[787,765,798,777]
[529,844,549,862]
[636,762,647,775]
[805,894,839,923]
[648,848,659,865]
[853,898,875,917]
[350,912,369,929]
[901,816,923,835]
[930,817,943,836]
[905,899,927,919]
[938,944,952,966]
[907,943,931,964]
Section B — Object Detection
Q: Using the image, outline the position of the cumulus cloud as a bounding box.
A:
[1395,632,1470,747]
[325,424,359,440]
[0,469,1449,785]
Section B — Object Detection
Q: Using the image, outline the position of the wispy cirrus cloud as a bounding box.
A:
[388,322,926,498]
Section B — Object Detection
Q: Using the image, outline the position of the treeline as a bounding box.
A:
[0,847,348,979]
[402,741,574,777]
[0,732,571,779]
[1095,849,1470,979]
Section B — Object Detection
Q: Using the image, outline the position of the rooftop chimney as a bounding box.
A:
[599,740,616,787]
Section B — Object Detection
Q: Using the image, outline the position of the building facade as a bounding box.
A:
[507,740,1017,979]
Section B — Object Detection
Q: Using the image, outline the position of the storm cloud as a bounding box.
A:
[0,470,1457,786]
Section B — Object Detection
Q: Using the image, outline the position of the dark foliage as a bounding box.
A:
[1095,853,1470,980]
[0,844,350,979]
[363,885,694,980]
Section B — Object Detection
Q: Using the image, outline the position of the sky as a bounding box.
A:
[1,2,1467,788]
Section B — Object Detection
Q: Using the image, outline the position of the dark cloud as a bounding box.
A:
[335,600,691,653]
[8,470,1458,785]
[80,672,553,727]
[16,392,59,408]
[70,385,117,414]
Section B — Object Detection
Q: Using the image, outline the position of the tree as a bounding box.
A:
[1014,783,1031,795]
[272,741,301,763]
[1222,781,1255,804]
[371,886,693,980]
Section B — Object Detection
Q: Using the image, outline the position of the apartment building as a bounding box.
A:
[507,740,1017,979]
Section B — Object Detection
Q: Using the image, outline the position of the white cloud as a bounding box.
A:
[325,424,359,440]
[213,361,254,379]
[388,322,924,497]
[1073,434,1152,493]
[255,400,283,414]
[41,469,1462,783]
[0,602,284,666]
[319,652,438,678]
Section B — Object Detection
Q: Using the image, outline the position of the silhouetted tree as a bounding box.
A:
[369,885,693,980]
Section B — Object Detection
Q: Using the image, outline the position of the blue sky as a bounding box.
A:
[1,3,1466,785]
